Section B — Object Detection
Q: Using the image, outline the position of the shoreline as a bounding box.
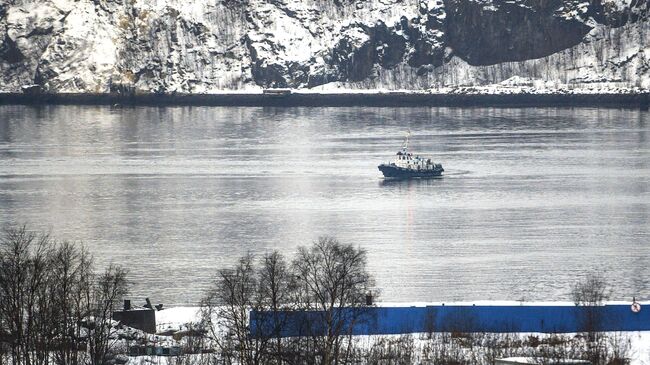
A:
[1,91,649,108]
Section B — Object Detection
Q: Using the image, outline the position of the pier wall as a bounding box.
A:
[1,92,648,108]
[250,305,650,337]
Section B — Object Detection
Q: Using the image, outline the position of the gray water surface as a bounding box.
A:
[0,105,648,305]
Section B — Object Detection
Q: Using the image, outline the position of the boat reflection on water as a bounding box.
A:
[379,169,469,187]
[378,175,444,188]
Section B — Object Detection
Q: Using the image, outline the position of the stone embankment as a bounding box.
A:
[1,90,648,108]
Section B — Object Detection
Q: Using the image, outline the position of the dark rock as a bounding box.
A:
[221,0,249,8]
[330,24,375,81]
[248,51,311,88]
[374,21,407,68]
[400,15,410,29]
[0,36,25,63]
[406,28,446,67]
[405,0,448,67]
[591,0,650,27]
[326,18,442,83]
[27,25,54,37]
[444,0,593,65]
[306,63,340,87]
[34,61,57,87]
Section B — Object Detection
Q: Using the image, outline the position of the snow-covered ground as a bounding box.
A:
[295,85,650,94]
[143,302,650,365]
[155,306,202,334]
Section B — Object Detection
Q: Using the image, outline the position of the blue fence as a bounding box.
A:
[250,305,650,337]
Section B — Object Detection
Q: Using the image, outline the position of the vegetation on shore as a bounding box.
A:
[0,226,638,365]
[0,226,129,365]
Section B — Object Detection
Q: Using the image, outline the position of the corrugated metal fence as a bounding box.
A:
[250,304,650,337]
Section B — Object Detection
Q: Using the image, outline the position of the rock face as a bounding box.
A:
[444,0,593,65]
[0,0,648,93]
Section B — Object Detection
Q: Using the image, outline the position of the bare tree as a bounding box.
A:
[86,264,129,365]
[571,272,610,337]
[0,226,54,365]
[0,226,130,365]
[570,272,612,364]
[257,251,296,362]
[200,252,295,365]
[50,241,94,365]
[291,236,375,365]
[215,253,263,365]
[571,272,610,307]
[199,238,377,365]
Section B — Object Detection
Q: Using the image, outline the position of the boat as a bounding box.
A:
[378,132,444,179]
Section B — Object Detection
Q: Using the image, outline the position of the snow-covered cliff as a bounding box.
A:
[0,0,648,93]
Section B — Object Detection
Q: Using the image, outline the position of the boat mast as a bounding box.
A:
[401,130,411,152]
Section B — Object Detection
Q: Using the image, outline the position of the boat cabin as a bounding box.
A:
[393,150,439,171]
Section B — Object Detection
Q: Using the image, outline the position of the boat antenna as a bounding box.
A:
[402,129,411,152]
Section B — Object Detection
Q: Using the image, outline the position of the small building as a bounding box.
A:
[112,299,156,334]
[496,357,591,365]
[263,89,291,96]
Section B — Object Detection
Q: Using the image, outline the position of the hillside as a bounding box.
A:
[0,0,648,93]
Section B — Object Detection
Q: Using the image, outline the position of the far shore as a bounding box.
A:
[1,90,649,108]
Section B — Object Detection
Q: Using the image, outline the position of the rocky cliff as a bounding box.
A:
[0,0,648,93]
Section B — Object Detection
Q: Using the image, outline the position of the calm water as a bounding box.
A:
[0,105,648,306]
